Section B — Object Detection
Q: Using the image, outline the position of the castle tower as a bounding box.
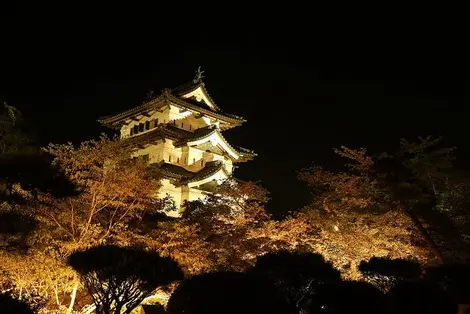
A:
[99,70,256,216]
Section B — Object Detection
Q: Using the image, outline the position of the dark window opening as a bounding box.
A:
[133,125,139,134]
[145,121,150,130]
[201,160,204,166]
[193,158,196,164]
[189,125,192,130]
[169,156,172,162]
[177,157,180,163]
[130,128,134,136]
[139,123,144,132]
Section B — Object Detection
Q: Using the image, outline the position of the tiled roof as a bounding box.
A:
[173,125,217,147]
[232,145,257,156]
[149,161,226,185]
[123,125,185,147]
[188,161,226,183]
[98,81,245,126]
[127,124,255,162]
[163,92,244,124]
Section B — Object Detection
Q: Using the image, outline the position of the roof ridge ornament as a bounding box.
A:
[193,66,205,84]
[146,89,155,100]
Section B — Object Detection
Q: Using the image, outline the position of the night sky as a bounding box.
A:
[1,4,468,217]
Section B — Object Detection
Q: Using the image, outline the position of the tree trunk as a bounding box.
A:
[114,303,124,314]
[404,207,445,263]
[54,286,60,306]
[67,283,78,313]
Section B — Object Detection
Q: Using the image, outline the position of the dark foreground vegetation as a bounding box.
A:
[1,103,470,313]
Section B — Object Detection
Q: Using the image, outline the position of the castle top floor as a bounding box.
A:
[98,72,245,134]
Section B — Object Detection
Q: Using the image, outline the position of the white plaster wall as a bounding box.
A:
[187,188,206,202]
[184,114,212,129]
[168,105,193,122]
[162,140,184,164]
[131,143,164,164]
[185,147,205,171]
[224,158,234,174]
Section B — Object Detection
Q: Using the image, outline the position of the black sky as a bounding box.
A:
[1,4,468,217]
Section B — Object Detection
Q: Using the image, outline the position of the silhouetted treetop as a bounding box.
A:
[307,280,385,314]
[248,250,341,311]
[68,245,183,314]
[0,293,34,314]
[359,257,422,291]
[387,280,456,314]
[167,271,294,314]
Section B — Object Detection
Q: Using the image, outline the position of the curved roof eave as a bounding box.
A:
[187,166,230,188]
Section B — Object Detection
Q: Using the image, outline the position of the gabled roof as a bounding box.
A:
[171,80,221,112]
[175,125,256,162]
[98,79,245,127]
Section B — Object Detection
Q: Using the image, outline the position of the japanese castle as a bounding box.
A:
[99,69,256,216]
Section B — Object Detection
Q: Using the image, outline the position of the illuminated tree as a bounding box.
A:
[298,146,384,213]
[40,134,162,247]
[0,247,75,310]
[294,207,430,278]
[145,221,216,275]
[0,135,164,312]
[68,245,183,314]
[179,179,272,271]
[298,146,433,275]
[378,136,469,263]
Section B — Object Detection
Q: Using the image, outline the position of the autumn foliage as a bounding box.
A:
[1,135,164,312]
[1,106,469,313]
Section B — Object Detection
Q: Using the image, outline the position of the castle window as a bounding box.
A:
[130,128,134,136]
[174,120,176,125]
[201,160,204,166]
[184,157,187,164]
[139,123,144,132]
[133,125,139,134]
[169,156,172,162]
[189,125,192,130]
[145,121,150,130]
[181,122,184,128]
[154,118,159,127]
[193,158,195,164]
[177,157,180,163]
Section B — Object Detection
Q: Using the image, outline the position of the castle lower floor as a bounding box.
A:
[157,179,217,217]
